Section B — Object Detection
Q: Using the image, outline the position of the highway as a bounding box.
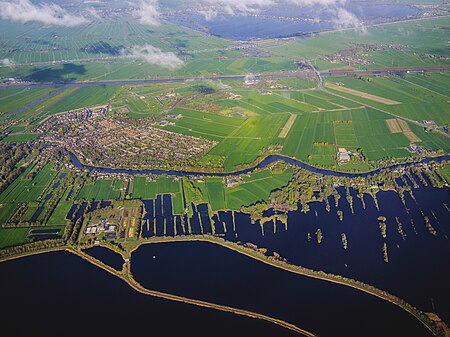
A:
[1,65,449,90]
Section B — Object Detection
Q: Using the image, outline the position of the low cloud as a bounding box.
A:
[135,0,160,26]
[85,7,101,20]
[0,58,15,67]
[332,7,366,33]
[121,45,184,69]
[0,0,89,26]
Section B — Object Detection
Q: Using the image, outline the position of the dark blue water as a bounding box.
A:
[135,180,450,323]
[30,205,44,222]
[66,203,78,220]
[90,200,112,212]
[237,185,450,322]
[83,246,124,271]
[28,228,61,240]
[0,251,296,337]
[131,241,433,337]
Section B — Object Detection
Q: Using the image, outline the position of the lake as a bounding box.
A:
[0,251,297,337]
[1,183,448,336]
[131,241,433,337]
[136,180,450,324]
[166,4,420,40]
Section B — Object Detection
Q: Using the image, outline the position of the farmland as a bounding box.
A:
[1,71,448,173]
[225,168,293,210]
[0,4,450,337]
[264,16,450,70]
[0,6,448,255]
[0,163,57,204]
[0,12,448,174]
[77,180,122,201]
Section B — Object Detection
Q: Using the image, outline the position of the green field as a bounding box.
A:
[205,178,226,211]
[46,200,73,226]
[0,11,448,241]
[438,164,450,184]
[0,227,32,248]
[266,16,450,69]
[225,168,293,210]
[1,133,39,143]
[0,226,65,248]
[0,163,57,204]
[77,179,122,201]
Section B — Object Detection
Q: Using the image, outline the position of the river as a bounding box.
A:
[69,151,450,178]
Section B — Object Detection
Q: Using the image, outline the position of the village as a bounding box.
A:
[37,106,217,170]
[322,43,407,66]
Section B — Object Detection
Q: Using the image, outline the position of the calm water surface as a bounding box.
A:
[131,241,433,337]
[0,251,297,337]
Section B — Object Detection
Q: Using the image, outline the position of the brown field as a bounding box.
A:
[278,115,298,138]
[326,83,401,105]
[387,118,421,142]
[397,119,421,142]
[386,119,402,133]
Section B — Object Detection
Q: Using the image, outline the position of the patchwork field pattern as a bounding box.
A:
[325,83,401,105]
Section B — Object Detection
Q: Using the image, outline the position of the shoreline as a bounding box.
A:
[1,235,443,336]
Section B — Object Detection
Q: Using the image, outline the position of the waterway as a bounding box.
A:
[1,181,448,336]
[69,151,450,178]
[136,183,450,324]
[70,151,450,319]
[0,251,297,337]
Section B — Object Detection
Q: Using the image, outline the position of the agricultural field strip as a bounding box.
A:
[386,119,402,133]
[223,119,265,140]
[275,91,341,111]
[0,89,30,101]
[279,114,298,138]
[177,115,243,129]
[402,74,450,97]
[396,119,421,142]
[237,100,274,115]
[270,92,320,111]
[396,77,450,100]
[165,124,236,140]
[325,83,401,105]
[322,85,429,130]
[313,106,364,112]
